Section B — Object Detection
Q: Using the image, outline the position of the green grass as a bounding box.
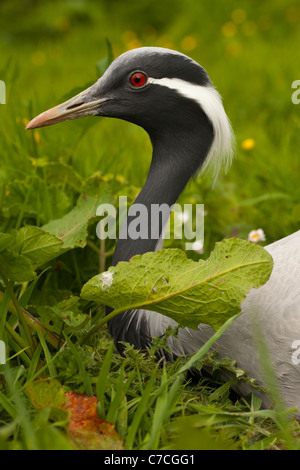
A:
[1,0,300,450]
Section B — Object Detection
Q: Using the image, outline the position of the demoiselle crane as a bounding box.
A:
[26,47,300,415]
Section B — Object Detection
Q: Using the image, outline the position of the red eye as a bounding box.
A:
[130,72,147,87]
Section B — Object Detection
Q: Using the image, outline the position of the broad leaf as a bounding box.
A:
[81,238,273,330]
[26,378,66,409]
[0,226,64,282]
[35,296,88,334]
[26,378,68,424]
[0,249,36,282]
[42,188,114,249]
[64,391,123,450]
[26,379,123,450]
[15,225,64,268]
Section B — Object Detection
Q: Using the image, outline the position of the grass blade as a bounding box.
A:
[96,341,115,418]
[145,369,183,450]
[37,330,56,377]
[125,367,158,450]
[63,333,93,396]
[176,313,241,376]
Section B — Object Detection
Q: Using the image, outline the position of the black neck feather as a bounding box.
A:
[112,113,213,265]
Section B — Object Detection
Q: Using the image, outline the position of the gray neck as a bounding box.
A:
[112,124,213,265]
[108,116,214,354]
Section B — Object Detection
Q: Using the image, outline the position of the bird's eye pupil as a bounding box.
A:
[130,72,147,87]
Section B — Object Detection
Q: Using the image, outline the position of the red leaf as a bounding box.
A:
[63,391,123,450]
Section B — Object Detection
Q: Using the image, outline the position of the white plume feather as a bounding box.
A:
[148,77,235,182]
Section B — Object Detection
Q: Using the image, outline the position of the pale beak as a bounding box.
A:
[25,84,107,130]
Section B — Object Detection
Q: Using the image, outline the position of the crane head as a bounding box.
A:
[26,47,234,179]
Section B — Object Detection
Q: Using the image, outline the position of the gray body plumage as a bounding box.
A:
[110,230,300,414]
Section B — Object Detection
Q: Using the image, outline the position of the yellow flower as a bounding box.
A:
[226,42,242,57]
[241,138,255,150]
[31,50,46,66]
[102,174,114,182]
[34,131,40,144]
[115,174,126,184]
[54,16,70,32]
[181,36,197,52]
[221,22,237,37]
[231,9,247,24]
[126,39,143,51]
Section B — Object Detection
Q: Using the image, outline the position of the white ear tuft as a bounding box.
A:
[198,85,235,183]
[148,77,235,182]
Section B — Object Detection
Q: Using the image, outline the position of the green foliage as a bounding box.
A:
[82,239,273,330]
[43,185,114,250]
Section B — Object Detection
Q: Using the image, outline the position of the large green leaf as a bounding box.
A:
[0,226,64,282]
[42,188,114,249]
[26,378,66,409]
[14,225,64,268]
[34,296,89,334]
[81,238,273,331]
[0,248,36,282]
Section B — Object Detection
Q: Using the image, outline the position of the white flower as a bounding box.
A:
[100,271,114,289]
[175,210,190,224]
[248,228,266,243]
[191,240,204,254]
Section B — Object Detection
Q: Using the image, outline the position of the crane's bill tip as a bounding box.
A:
[24,91,105,130]
[25,109,57,130]
[25,119,39,130]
